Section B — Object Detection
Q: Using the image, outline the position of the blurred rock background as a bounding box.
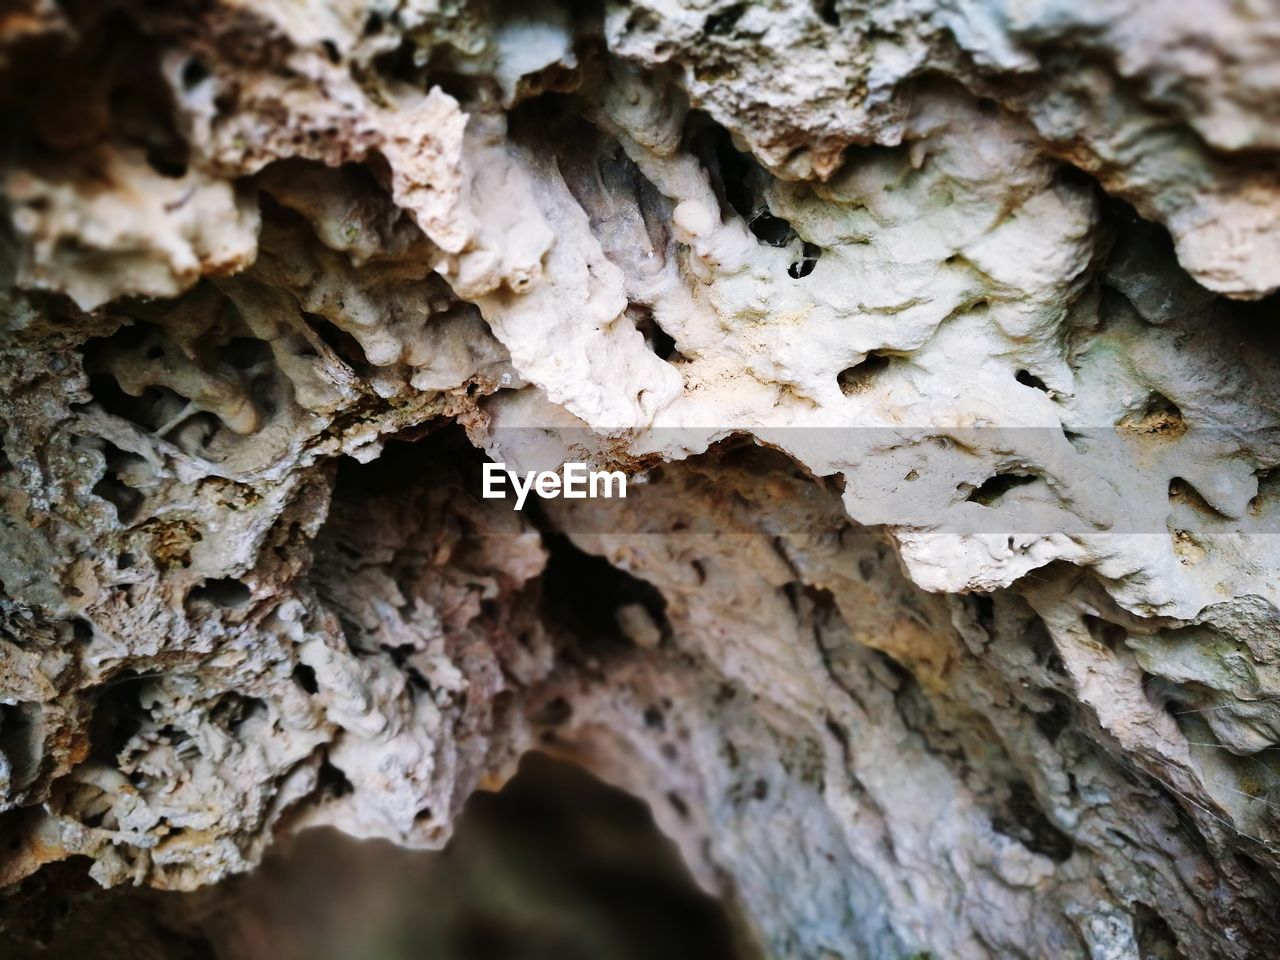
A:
[0,753,750,960]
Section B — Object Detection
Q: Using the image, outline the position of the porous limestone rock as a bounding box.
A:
[2,1,1280,957]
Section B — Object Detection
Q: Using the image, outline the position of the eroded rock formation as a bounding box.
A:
[2,2,1280,957]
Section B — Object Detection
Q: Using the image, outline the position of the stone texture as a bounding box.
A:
[2,1,1280,957]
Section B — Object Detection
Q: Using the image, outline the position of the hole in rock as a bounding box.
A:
[222,338,273,371]
[1062,427,1088,455]
[1083,615,1128,651]
[1119,392,1187,441]
[88,673,150,766]
[825,716,851,757]
[1250,470,1280,533]
[818,0,840,25]
[0,702,42,795]
[0,754,748,960]
[837,352,893,395]
[691,122,830,275]
[991,780,1074,863]
[1034,692,1073,744]
[971,594,995,634]
[185,578,252,610]
[85,367,202,441]
[643,705,666,731]
[405,665,434,694]
[689,113,761,226]
[92,442,148,524]
[331,422,486,503]
[788,242,822,279]
[292,664,318,695]
[208,693,266,734]
[181,59,209,91]
[168,411,223,455]
[541,533,670,649]
[1015,369,1050,392]
[704,3,747,34]
[965,472,1038,507]
[691,558,707,584]
[667,791,690,819]
[80,316,278,456]
[1167,477,1227,518]
[1133,903,1181,960]
[1053,163,1095,193]
[144,143,187,179]
[1024,613,1066,678]
[303,314,369,372]
[316,757,354,798]
[748,211,794,247]
[372,38,421,86]
[633,307,687,363]
[648,320,681,360]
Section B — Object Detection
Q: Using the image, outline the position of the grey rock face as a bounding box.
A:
[2,2,1280,957]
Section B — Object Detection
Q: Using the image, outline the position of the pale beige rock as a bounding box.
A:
[7,148,260,310]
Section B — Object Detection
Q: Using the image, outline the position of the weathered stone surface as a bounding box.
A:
[2,2,1280,957]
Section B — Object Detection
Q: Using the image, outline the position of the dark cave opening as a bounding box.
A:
[838,351,893,395]
[965,472,1039,507]
[539,532,671,651]
[0,754,748,960]
[329,420,488,503]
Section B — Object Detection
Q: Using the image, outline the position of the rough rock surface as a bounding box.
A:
[2,2,1280,957]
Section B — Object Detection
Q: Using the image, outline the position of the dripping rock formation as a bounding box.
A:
[2,1,1280,957]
